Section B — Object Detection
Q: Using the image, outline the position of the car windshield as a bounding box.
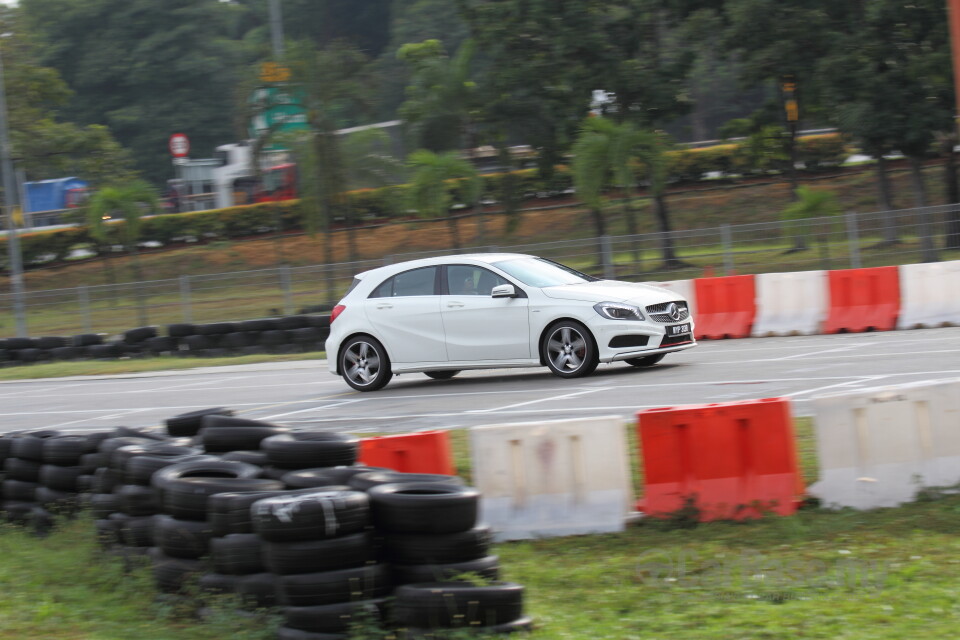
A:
[492,257,598,287]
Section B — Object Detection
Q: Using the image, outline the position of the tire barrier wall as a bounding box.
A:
[692,274,756,340]
[897,260,960,329]
[636,398,803,521]
[469,416,634,541]
[358,430,455,476]
[0,314,331,366]
[751,270,828,337]
[822,266,900,334]
[808,378,960,510]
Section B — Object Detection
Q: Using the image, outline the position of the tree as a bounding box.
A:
[780,185,841,256]
[406,149,478,251]
[635,130,685,268]
[86,180,159,324]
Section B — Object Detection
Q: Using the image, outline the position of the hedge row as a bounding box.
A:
[0,134,849,269]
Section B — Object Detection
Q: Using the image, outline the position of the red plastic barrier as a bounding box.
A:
[823,266,900,333]
[636,398,803,521]
[358,430,455,475]
[692,274,756,339]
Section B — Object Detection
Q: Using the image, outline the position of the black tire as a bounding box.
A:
[208,488,296,536]
[424,370,460,380]
[3,479,39,502]
[263,532,376,575]
[115,483,161,516]
[289,327,322,344]
[90,492,122,519]
[276,564,390,607]
[166,323,196,338]
[110,512,155,547]
[391,555,501,585]
[393,581,524,628]
[240,318,278,332]
[197,322,237,336]
[281,466,387,490]
[338,335,391,392]
[163,476,283,521]
[124,326,158,344]
[262,432,359,470]
[251,490,370,542]
[41,436,88,465]
[369,483,478,534]
[165,407,234,438]
[39,464,86,492]
[210,533,266,575]
[182,335,213,351]
[220,450,269,466]
[278,315,311,330]
[283,599,387,634]
[153,514,215,559]
[384,525,492,565]
[12,433,59,462]
[259,329,289,347]
[91,467,121,494]
[35,486,80,512]
[198,571,240,596]
[541,320,598,378]
[200,424,290,453]
[125,452,206,486]
[150,549,204,594]
[144,336,178,353]
[347,472,464,493]
[94,517,121,547]
[236,572,280,609]
[50,346,82,361]
[5,337,35,350]
[71,333,103,347]
[151,459,263,495]
[5,458,42,482]
[625,353,666,367]
[221,332,256,349]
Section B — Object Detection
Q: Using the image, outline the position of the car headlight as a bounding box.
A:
[593,302,644,321]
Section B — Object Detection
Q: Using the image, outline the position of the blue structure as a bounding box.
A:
[23,177,88,213]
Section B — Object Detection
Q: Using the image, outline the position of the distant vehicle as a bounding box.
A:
[325,253,696,391]
[23,177,89,226]
[254,163,298,203]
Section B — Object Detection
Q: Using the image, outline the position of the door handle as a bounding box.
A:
[446,302,465,308]
[376,303,393,309]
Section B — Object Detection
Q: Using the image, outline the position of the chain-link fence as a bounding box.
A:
[2,204,959,337]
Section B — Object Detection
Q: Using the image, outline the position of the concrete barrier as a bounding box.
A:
[751,270,828,337]
[809,379,960,510]
[897,260,960,329]
[469,416,633,541]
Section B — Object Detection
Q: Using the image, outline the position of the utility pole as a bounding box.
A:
[0,37,27,337]
[269,0,285,60]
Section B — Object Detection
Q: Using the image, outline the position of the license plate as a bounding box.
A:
[667,323,691,336]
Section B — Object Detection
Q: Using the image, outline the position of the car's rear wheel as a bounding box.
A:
[542,320,598,378]
[340,336,391,391]
[625,354,665,367]
[424,370,460,380]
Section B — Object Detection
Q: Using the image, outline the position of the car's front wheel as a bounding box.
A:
[340,335,391,391]
[424,370,460,380]
[542,321,598,378]
[625,354,665,368]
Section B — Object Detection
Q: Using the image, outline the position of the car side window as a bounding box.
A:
[370,266,438,298]
[446,265,510,296]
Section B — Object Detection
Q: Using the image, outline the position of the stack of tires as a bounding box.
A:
[36,434,100,515]
[168,314,331,358]
[2,430,61,527]
[198,416,290,458]
[260,431,360,482]
[252,489,391,638]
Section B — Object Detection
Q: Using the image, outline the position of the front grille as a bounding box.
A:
[660,333,694,347]
[608,335,650,348]
[646,301,690,323]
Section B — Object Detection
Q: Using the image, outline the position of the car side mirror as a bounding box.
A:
[491,284,517,298]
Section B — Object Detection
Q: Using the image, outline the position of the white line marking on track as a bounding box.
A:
[465,387,605,414]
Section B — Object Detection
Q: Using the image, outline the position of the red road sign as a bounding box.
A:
[168,133,190,158]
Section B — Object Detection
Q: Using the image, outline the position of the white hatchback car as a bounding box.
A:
[325,253,695,391]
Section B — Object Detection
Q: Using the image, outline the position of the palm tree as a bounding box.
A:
[780,185,841,257]
[406,149,479,251]
[635,130,685,269]
[87,180,159,325]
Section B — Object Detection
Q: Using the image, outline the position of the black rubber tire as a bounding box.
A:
[98,436,156,460]
[125,452,206,486]
[210,533,266,575]
[197,322,237,336]
[424,370,461,380]
[90,492,122,519]
[338,335,392,392]
[207,488,293,536]
[151,459,263,497]
[5,458,42,482]
[541,320,599,379]
[235,572,280,610]
[278,315,311,330]
[221,332,256,349]
[124,326,157,343]
[144,336,178,353]
[50,346,83,360]
[391,555,501,585]
[166,323,195,338]
[39,464,86,492]
[281,466,387,489]
[4,337,35,350]
[71,333,103,347]
[262,432,359,470]
[80,452,107,472]
[198,571,240,595]
[153,514,215,559]
[91,467,121,494]
[251,490,370,542]
[289,327,322,344]
[240,318,279,332]
[163,476,283,521]
[110,512,155,547]
[347,472,464,493]
[263,531,376,575]
[199,416,289,453]
[165,407,234,438]
[283,599,387,634]
[625,353,666,367]
[259,329,289,347]
[369,483,478,534]
[40,436,88,465]
[276,564,391,607]
[384,525,492,565]
[115,483,161,516]
[3,479,39,502]
[393,581,525,628]
[182,335,213,351]
[94,517,121,547]
[12,433,60,462]
[35,486,80,512]
[219,450,269,466]
[150,549,204,594]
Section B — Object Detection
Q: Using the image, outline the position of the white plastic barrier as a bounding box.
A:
[897,260,960,329]
[809,378,960,510]
[751,270,828,337]
[643,279,697,319]
[470,416,633,541]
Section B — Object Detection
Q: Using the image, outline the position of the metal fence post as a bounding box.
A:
[845,212,862,269]
[280,265,294,316]
[601,235,615,280]
[78,285,91,334]
[179,275,193,323]
[721,224,734,275]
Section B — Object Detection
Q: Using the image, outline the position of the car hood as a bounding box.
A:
[539,280,682,305]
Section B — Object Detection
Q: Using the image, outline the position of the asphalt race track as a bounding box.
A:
[2,327,959,435]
